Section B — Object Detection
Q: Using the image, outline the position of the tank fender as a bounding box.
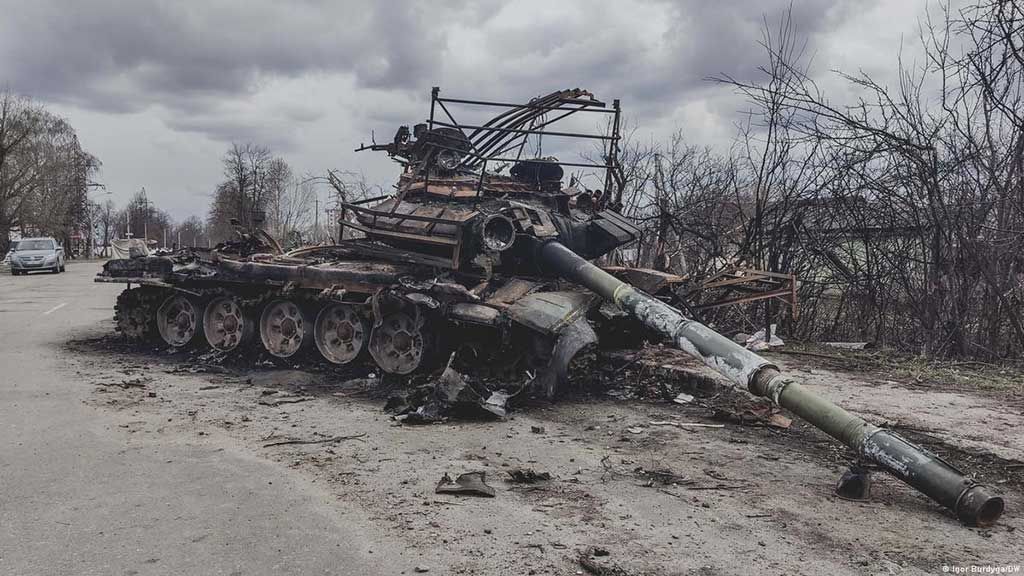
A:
[531,317,597,399]
[505,290,601,397]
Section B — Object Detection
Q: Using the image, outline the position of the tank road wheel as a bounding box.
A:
[156,294,203,348]
[259,299,310,358]
[368,311,428,375]
[203,296,253,352]
[314,304,369,365]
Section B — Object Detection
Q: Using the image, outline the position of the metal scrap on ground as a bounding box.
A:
[435,472,496,498]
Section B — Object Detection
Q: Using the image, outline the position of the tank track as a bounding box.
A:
[116,285,275,345]
[119,284,504,382]
[114,286,164,342]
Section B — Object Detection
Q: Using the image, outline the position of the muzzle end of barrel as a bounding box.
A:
[956,484,1004,527]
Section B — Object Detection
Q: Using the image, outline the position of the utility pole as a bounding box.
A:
[314,193,319,244]
[139,187,152,243]
[325,207,339,243]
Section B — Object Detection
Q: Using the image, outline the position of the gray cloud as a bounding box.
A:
[0,1,453,112]
[2,1,863,118]
[165,114,297,152]
[0,0,927,221]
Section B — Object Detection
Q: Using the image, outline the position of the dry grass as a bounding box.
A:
[770,342,1024,395]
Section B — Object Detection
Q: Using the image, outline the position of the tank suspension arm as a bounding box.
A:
[538,240,1004,526]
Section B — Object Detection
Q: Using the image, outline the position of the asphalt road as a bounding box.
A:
[3,262,1019,575]
[0,263,402,576]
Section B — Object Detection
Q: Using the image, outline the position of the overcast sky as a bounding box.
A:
[0,0,947,222]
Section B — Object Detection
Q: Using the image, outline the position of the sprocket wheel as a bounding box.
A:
[114,287,164,342]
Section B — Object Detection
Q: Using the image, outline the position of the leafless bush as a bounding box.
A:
[0,89,99,253]
[642,1,1024,359]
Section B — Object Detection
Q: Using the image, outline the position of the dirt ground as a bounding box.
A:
[65,326,1023,576]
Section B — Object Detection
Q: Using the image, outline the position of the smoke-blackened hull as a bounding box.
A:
[216,259,423,293]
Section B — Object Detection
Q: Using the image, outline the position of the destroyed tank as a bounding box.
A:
[97,88,1004,526]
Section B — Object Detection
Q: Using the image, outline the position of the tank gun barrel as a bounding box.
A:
[539,240,1004,526]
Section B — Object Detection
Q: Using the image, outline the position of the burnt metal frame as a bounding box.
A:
[427,87,623,199]
[340,88,627,268]
[339,201,469,269]
[338,194,396,241]
[689,268,800,320]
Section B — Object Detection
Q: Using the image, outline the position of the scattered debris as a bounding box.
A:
[634,466,692,486]
[262,433,367,448]
[824,342,872,350]
[710,399,792,429]
[835,465,872,500]
[775,349,847,361]
[586,348,722,402]
[531,425,546,434]
[578,553,633,576]
[258,395,310,407]
[170,364,229,374]
[745,324,784,351]
[507,469,552,483]
[649,420,724,429]
[97,377,149,389]
[387,356,516,424]
[672,392,694,404]
[435,471,496,498]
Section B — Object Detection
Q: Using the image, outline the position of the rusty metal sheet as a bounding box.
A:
[602,266,687,294]
[533,316,597,398]
[214,258,423,294]
[449,303,502,326]
[398,174,546,198]
[485,279,540,308]
[359,198,476,237]
[506,290,599,336]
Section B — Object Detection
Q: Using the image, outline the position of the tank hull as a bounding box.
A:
[96,240,606,389]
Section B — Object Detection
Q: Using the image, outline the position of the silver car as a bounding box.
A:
[9,238,66,275]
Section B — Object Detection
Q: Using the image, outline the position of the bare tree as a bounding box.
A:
[0,90,43,254]
[174,215,208,248]
[119,189,171,245]
[208,143,273,241]
[97,198,117,256]
[324,170,381,241]
[0,90,100,254]
[715,1,1024,358]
